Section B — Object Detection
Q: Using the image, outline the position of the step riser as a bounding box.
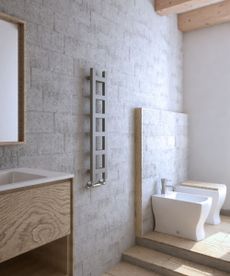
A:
[136,237,230,273]
[123,254,183,276]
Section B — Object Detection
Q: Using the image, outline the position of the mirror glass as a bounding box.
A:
[0,13,25,144]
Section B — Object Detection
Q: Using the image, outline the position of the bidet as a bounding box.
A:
[152,191,212,241]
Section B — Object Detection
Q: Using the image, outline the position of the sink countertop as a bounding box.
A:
[0,168,74,193]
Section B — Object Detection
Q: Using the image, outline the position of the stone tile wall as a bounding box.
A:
[0,1,183,275]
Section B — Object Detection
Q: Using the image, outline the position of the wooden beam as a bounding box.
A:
[179,0,230,32]
[155,0,224,15]
[135,108,143,237]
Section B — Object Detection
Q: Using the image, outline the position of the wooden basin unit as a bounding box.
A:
[0,168,74,276]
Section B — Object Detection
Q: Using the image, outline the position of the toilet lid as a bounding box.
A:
[181,180,226,191]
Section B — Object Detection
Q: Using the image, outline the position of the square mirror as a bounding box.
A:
[0,12,25,145]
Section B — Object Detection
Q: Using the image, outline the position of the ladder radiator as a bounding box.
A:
[86,68,107,188]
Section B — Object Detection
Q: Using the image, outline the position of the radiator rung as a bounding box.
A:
[95,113,105,119]
[95,76,106,83]
[95,150,106,155]
[95,95,106,101]
[95,168,106,174]
[95,132,105,137]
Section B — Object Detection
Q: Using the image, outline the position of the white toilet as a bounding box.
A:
[175,180,227,225]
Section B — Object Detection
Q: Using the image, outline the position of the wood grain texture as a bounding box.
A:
[0,181,71,263]
[31,183,74,276]
[123,246,229,276]
[0,12,25,145]
[30,236,70,274]
[144,216,230,263]
[135,108,143,237]
[0,251,67,276]
[0,12,25,24]
[18,18,26,144]
[67,179,74,276]
[104,262,160,276]
[178,0,230,32]
[155,0,224,15]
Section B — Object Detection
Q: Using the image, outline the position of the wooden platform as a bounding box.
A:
[123,246,229,276]
[105,216,230,275]
[137,216,230,272]
[143,216,230,262]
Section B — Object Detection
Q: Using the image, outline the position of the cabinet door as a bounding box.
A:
[0,181,71,263]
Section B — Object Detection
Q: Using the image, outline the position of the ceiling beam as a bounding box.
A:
[155,0,224,15]
[178,1,230,32]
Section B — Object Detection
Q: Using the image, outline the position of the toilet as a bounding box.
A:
[175,180,227,225]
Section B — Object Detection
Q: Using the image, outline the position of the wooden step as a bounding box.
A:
[103,261,160,276]
[137,217,230,273]
[123,246,229,276]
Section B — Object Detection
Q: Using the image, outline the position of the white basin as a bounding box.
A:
[152,192,212,241]
[0,171,45,185]
[0,168,74,192]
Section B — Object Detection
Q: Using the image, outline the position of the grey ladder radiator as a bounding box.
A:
[86,68,107,188]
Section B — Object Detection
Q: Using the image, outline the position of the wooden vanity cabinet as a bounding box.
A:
[0,180,73,276]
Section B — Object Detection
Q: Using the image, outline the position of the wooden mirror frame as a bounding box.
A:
[0,12,25,145]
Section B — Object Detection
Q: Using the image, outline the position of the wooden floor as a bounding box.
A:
[144,216,230,262]
[104,262,160,276]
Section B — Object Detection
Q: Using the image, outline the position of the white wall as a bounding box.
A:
[184,23,230,209]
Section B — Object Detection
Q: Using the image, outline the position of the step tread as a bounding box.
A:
[103,262,160,276]
[123,246,229,276]
[143,217,230,263]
